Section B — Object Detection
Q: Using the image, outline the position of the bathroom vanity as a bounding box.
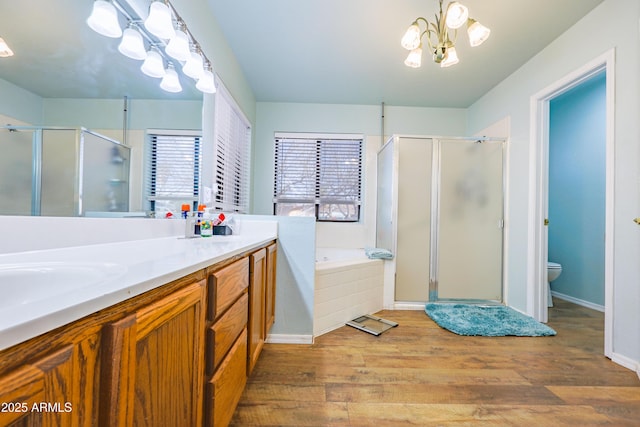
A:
[0,227,277,427]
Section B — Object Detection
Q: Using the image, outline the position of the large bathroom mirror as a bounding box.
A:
[0,0,204,216]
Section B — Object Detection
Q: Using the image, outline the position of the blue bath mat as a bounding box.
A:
[425,303,556,337]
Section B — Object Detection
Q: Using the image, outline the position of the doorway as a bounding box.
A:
[548,72,606,310]
[529,49,614,358]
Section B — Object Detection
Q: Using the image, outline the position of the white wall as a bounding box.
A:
[243,215,316,341]
[42,98,202,130]
[467,0,640,368]
[172,0,256,124]
[0,78,43,125]
[252,102,467,248]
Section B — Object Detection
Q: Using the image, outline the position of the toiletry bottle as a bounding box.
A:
[184,213,198,238]
[181,204,191,219]
[200,217,212,237]
[213,212,225,226]
[195,204,206,235]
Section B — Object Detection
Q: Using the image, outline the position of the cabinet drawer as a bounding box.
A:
[208,257,249,321]
[207,292,248,376]
[205,328,248,427]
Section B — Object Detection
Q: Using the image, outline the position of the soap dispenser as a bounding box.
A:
[184,213,198,238]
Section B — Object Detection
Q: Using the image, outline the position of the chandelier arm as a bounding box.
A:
[411,17,437,50]
[423,27,437,51]
[414,17,430,27]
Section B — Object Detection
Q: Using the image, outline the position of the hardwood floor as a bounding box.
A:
[231,299,640,426]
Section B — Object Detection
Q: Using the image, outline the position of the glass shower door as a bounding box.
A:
[433,139,504,301]
[0,128,34,215]
[40,128,79,216]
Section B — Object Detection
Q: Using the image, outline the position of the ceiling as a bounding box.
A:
[0,0,603,107]
[209,0,603,107]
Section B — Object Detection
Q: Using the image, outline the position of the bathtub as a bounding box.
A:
[314,248,385,337]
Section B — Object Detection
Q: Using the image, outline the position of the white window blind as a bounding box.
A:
[273,135,363,221]
[213,84,251,213]
[144,131,201,213]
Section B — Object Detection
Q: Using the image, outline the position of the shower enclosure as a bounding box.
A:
[0,126,130,216]
[376,135,505,305]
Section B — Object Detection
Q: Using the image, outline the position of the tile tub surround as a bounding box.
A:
[314,248,384,337]
[0,219,277,351]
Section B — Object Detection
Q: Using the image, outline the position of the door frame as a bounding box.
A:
[527,49,615,357]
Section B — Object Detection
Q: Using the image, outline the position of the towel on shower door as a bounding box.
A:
[365,247,394,260]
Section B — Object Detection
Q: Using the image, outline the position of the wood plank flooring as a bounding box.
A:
[230,299,640,426]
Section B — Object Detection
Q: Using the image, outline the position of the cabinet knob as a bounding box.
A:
[633,218,640,225]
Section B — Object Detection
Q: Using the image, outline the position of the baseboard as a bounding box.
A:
[551,291,605,312]
[609,351,640,374]
[266,334,313,345]
[392,301,425,310]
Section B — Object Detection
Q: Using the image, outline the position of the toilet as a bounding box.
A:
[547,262,562,307]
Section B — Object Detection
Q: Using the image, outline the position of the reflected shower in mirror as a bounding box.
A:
[0,0,205,217]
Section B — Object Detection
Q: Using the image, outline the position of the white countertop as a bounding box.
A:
[0,222,277,351]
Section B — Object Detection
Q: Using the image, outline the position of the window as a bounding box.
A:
[273,134,363,221]
[212,83,251,213]
[144,130,201,215]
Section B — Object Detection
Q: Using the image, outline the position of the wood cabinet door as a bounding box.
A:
[0,345,75,427]
[265,243,277,336]
[248,248,266,375]
[99,279,206,427]
[205,329,247,427]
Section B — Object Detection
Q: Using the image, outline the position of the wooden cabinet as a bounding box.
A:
[0,346,75,426]
[0,305,106,427]
[247,243,278,376]
[0,240,276,427]
[248,248,267,375]
[99,278,206,427]
[204,257,250,427]
[265,243,277,336]
[205,329,247,427]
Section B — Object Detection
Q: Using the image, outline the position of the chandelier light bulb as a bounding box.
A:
[196,63,216,93]
[440,47,459,67]
[160,63,182,93]
[140,47,165,78]
[118,24,147,60]
[183,47,205,80]
[404,46,423,68]
[401,23,422,50]
[467,19,490,47]
[87,0,122,38]
[144,0,175,40]
[0,37,14,57]
[165,26,191,62]
[445,2,469,29]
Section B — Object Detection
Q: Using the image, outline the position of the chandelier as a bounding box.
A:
[401,0,490,68]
